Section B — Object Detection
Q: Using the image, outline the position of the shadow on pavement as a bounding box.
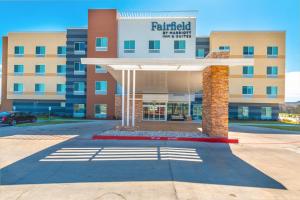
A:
[0,138,286,190]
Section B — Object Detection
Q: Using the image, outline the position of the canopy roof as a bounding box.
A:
[81,58,254,71]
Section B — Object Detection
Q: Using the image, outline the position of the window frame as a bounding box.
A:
[74,42,86,55]
[242,66,254,78]
[219,46,230,52]
[56,84,66,95]
[266,86,278,98]
[124,40,135,53]
[73,82,85,95]
[35,46,46,57]
[95,81,108,95]
[57,46,67,56]
[57,65,66,75]
[35,64,46,76]
[35,83,45,95]
[267,66,278,78]
[14,64,24,75]
[95,37,108,51]
[13,83,24,94]
[95,65,107,73]
[196,48,205,58]
[149,40,160,53]
[267,46,278,58]
[174,40,186,53]
[94,104,107,118]
[14,46,24,56]
[261,107,272,120]
[74,62,86,75]
[242,86,254,97]
[243,46,254,57]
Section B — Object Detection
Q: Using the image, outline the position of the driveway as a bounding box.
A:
[0,121,300,200]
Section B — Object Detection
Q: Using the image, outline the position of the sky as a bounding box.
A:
[0,0,299,101]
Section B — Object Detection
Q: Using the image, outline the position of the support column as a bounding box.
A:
[202,65,229,137]
[121,70,125,126]
[132,70,136,127]
[126,70,130,127]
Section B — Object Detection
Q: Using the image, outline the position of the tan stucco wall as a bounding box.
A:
[7,32,66,100]
[210,31,285,104]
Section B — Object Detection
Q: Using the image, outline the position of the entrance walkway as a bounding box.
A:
[118,121,202,133]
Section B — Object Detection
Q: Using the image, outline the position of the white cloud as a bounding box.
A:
[286,71,300,102]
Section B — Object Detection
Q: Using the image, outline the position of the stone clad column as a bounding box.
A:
[202,65,229,137]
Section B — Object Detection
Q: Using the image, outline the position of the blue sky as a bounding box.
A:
[0,0,299,72]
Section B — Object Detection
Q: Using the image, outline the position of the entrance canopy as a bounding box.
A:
[81,58,254,71]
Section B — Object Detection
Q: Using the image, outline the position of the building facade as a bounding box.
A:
[1,9,285,121]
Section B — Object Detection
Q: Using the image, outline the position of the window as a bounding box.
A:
[243,46,254,57]
[267,66,278,77]
[266,86,278,97]
[242,86,254,96]
[219,46,230,52]
[56,84,66,94]
[196,49,205,58]
[124,40,135,53]
[267,46,278,57]
[35,65,45,75]
[74,62,86,75]
[116,82,122,95]
[73,82,85,95]
[57,46,66,56]
[243,66,254,77]
[149,40,160,53]
[36,46,46,57]
[73,104,85,118]
[14,46,24,56]
[238,106,249,119]
[13,83,23,94]
[14,65,24,75]
[35,83,45,94]
[57,65,66,75]
[174,40,186,53]
[74,42,86,54]
[261,107,272,120]
[95,81,107,95]
[96,37,108,51]
[94,104,107,118]
[95,65,107,73]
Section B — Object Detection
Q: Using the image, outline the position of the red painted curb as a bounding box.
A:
[92,135,239,144]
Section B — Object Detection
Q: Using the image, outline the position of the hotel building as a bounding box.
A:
[1,9,285,136]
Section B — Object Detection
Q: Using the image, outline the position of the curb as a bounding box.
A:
[92,135,239,144]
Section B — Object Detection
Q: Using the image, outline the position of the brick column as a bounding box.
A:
[202,66,229,137]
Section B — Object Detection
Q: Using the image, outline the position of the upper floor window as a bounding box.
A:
[149,40,160,53]
[266,86,278,98]
[35,65,45,75]
[219,46,230,52]
[96,37,108,51]
[36,46,46,57]
[242,86,254,96]
[74,42,86,55]
[95,81,107,95]
[95,65,107,73]
[73,82,85,95]
[57,46,66,56]
[243,46,254,57]
[243,66,254,77]
[56,84,66,94]
[57,65,66,75]
[14,46,24,56]
[35,83,45,94]
[267,66,278,77]
[74,62,86,75]
[267,46,278,57]
[174,40,186,53]
[124,40,135,53]
[14,65,24,75]
[13,83,23,94]
[196,48,205,58]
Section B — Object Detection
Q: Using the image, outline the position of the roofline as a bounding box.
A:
[210,30,286,33]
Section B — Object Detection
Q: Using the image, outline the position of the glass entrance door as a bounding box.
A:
[143,102,166,121]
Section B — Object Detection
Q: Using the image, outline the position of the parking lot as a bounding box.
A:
[0,120,300,200]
